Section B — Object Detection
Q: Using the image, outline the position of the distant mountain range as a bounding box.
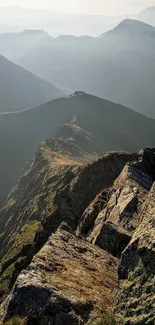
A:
[0,55,63,112]
[0,5,155,36]
[4,19,155,118]
[0,30,50,61]
[0,6,124,36]
[1,92,155,204]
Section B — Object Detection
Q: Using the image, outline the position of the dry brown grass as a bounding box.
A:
[4,316,26,325]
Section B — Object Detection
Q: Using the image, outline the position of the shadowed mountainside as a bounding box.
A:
[0,55,63,113]
[0,93,155,204]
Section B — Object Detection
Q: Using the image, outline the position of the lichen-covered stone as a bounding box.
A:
[116,182,155,325]
[2,227,118,325]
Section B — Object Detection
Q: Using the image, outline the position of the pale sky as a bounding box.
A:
[0,0,155,15]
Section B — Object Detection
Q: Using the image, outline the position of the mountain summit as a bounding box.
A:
[21,29,49,36]
[113,18,155,33]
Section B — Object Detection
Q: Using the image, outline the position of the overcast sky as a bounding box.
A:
[0,0,155,15]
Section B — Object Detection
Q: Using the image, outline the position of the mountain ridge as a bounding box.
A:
[0,145,155,324]
[109,18,155,33]
[0,141,136,300]
[1,93,155,204]
[0,7,155,324]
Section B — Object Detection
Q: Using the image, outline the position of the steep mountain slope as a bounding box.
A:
[0,146,155,324]
[78,149,155,250]
[0,55,63,113]
[116,181,155,324]
[105,17,155,33]
[16,19,155,118]
[1,93,155,204]
[0,140,135,302]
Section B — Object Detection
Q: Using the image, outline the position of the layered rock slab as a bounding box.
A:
[93,222,131,258]
[79,149,155,259]
[116,182,155,325]
[2,226,118,325]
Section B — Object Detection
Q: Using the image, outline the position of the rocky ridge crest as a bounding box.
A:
[0,146,155,324]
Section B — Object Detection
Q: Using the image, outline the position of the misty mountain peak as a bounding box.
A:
[21,29,49,37]
[115,18,155,33]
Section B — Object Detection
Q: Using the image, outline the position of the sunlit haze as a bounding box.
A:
[0,0,155,15]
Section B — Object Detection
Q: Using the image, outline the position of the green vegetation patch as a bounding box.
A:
[0,221,40,293]
[2,220,40,266]
[0,262,16,291]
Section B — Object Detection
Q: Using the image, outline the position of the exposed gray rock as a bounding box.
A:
[93,221,131,258]
[76,149,155,260]
[77,188,113,237]
[2,227,118,325]
[1,148,155,325]
[115,182,155,325]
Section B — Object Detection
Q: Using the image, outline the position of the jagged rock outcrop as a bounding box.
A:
[0,146,155,325]
[78,149,155,259]
[0,140,135,298]
[54,123,99,154]
[0,138,85,298]
[115,182,155,325]
[93,222,131,258]
[76,188,113,237]
[2,226,118,325]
